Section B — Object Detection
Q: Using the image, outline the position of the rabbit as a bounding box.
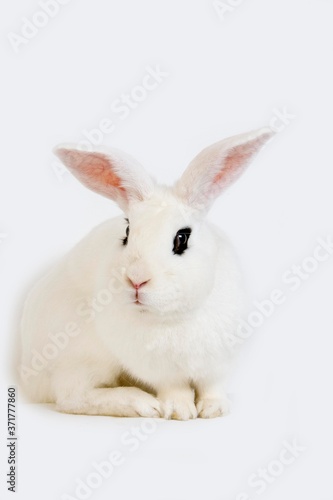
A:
[19,127,274,420]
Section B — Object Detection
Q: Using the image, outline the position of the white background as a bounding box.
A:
[1,1,333,499]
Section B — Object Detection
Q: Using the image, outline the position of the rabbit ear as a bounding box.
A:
[174,127,275,211]
[54,146,154,210]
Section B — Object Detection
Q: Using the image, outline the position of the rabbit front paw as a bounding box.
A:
[196,396,230,419]
[158,387,197,420]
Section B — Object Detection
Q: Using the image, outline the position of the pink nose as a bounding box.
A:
[129,279,149,290]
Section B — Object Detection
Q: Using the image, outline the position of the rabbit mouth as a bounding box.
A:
[134,291,141,304]
[133,293,145,306]
[133,294,151,311]
[133,298,150,313]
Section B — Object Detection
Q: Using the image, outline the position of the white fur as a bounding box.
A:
[19,127,274,420]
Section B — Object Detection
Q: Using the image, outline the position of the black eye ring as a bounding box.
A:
[173,227,192,255]
[122,219,129,246]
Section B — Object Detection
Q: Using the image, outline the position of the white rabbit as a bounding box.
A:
[19,127,274,420]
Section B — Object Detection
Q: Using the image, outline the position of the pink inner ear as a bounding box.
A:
[57,149,126,197]
[213,140,260,188]
[79,152,126,192]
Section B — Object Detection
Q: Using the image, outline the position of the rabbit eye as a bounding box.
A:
[173,228,192,255]
[122,219,130,246]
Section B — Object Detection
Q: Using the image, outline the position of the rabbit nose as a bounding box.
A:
[128,279,150,290]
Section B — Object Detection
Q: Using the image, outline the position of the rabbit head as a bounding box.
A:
[54,127,273,316]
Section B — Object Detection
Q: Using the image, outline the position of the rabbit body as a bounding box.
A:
[19,128,273,419]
